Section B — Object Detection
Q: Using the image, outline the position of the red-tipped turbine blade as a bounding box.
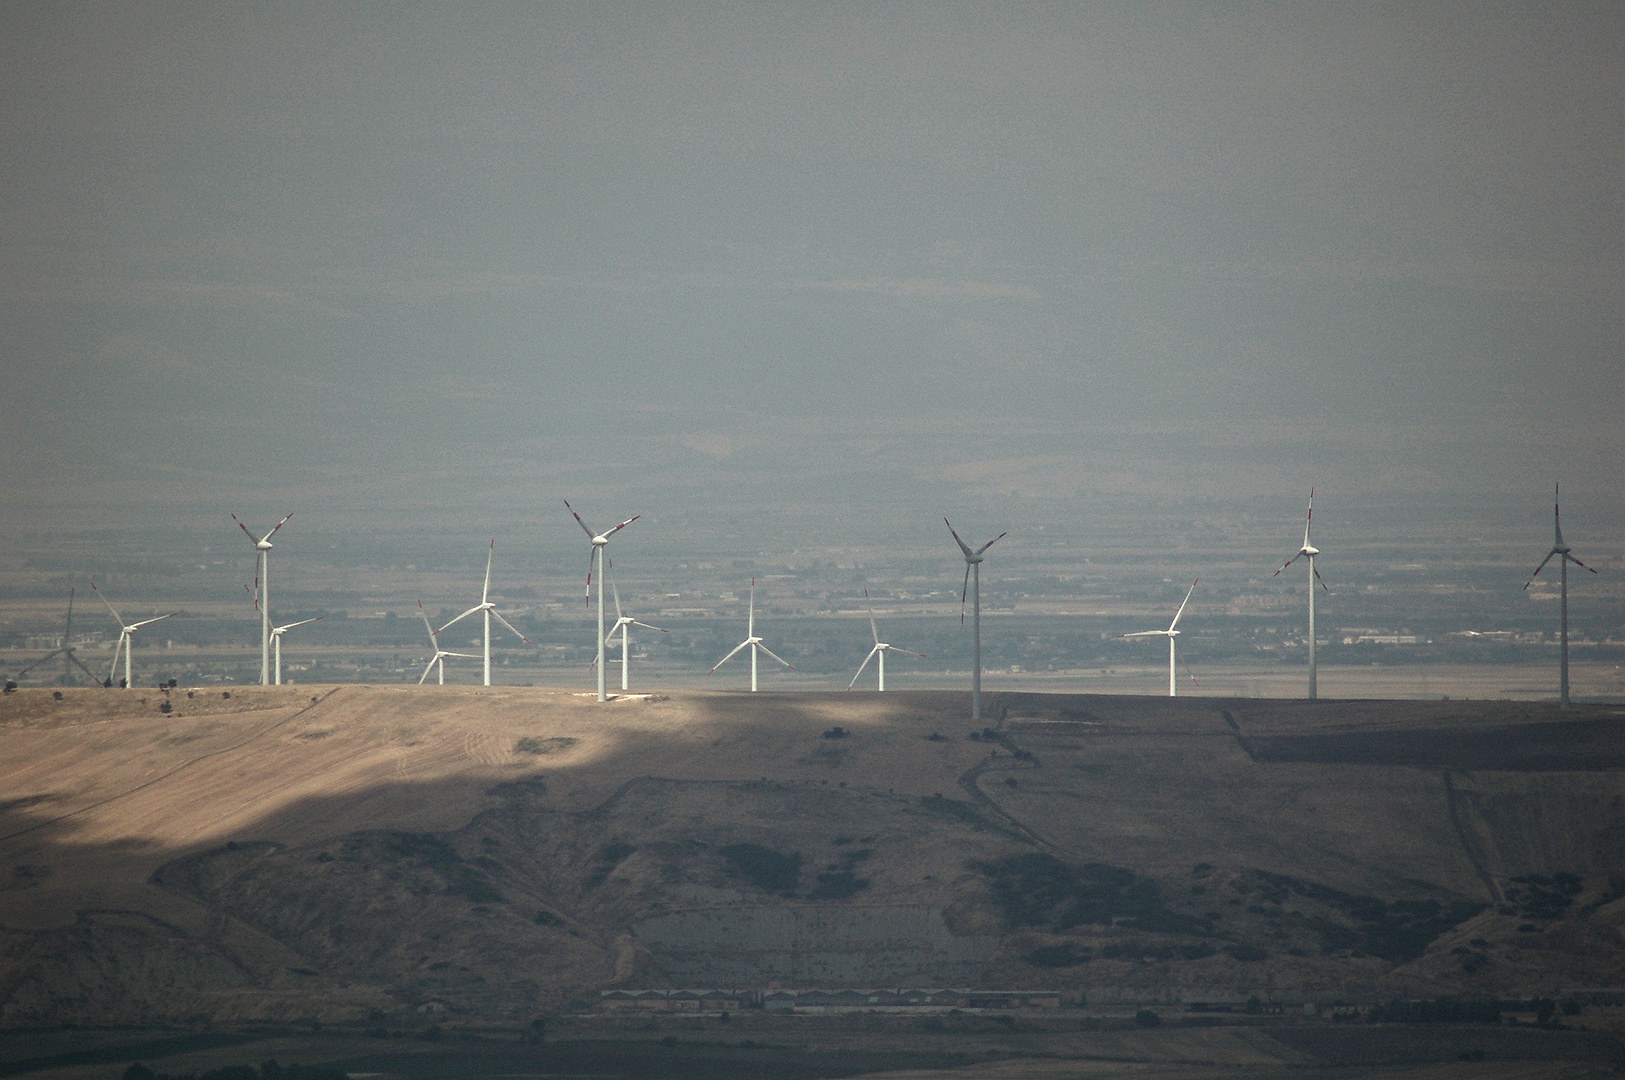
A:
[263,511,294,542]
[1523,549,1558,590]
[564,500,596,539]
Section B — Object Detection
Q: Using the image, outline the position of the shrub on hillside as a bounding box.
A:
[974,853,1211,936]
[721,843,802,896]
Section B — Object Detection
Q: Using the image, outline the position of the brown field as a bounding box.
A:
[1,684,1623,1078]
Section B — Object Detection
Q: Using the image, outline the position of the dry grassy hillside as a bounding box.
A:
[1,685,1622,1030]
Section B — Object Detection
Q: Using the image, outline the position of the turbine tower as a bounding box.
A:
[709,579,794,691]
[269,616,322,685]
[600,575,668,692]
[1524,482,1598,708]
[417,601,480,685]
[1272,489,1329,701]
[1118,578,1199,697]
[90,582,175,689]
[439,541,534,686]
[848,589,926,691]
[232,512,293,685]
[12,589,100,686]
[946,518,1006,720]
[565,500,639,702]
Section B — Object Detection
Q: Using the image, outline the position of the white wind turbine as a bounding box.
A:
[1272,489,1330,701]
[848,589,926,691]
[90,582,176,689]
[598,575,668,692]
[232,512,293,685]
[269,616,322,685]
[565,500,639,703]
[1118,578,1199,697]
[946,518,1006,720]
[242,583,322,686]
[709,578,795,691]
[438,541,533,686]
[417,601,481,685]
[1524,482,1598,708]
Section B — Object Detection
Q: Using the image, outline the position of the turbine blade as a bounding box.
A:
[708,639,752,673]
[90,582,124,626]
[960,563,971,622]
[631,620,668,633]
[1272,553,1303,577]
[756,643,795,670]
[944,518,975,558]
[68,651,99,681]
[261,511,294,544]
[418,658,437,684]
[1312,563,1330,593]
[419,601,438,645]
[864,588,880,644]
[14,649,67,679]
[439,605,482,632]
[848,646,879,689]
[611,579,624,622]
[490,610,533,645]
[1566,553,1599,575]
[606,514,639,536]
[1303,489,1313,548]
[278,616,324,632]
[975,531,1007,556]
[482,540,494,605]
[583,549,596,606]
[564,499,597,539]
[1118,630,1165,638]
[1167,577,1199,632]
[1523,549,1558,590]
[129,612,178,629]
[231,514,256,543]
[1554,481,1563,546]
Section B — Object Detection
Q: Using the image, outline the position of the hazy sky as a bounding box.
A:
[3,2,1622,554]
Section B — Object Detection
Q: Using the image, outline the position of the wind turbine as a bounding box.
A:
[1524,482,1598,708]
[417,601,480,685]
[90,582,175,688]
[1272,489,1329,701]
[269,616,323,685]
[598,575,668,692]
[232,512,293,685]
[848,589,926,691]
[1118,578,1199,697]
[438,541,533,687]
[564,500,639,703]
[708,578,794,691]
[12,589,100,686]
[946,518,1006,720]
